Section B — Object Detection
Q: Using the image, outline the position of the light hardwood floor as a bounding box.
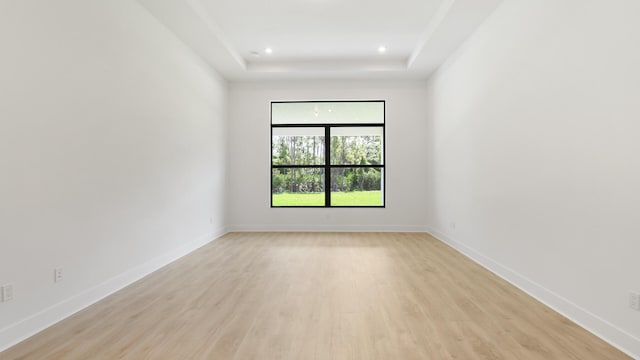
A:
[1,232,630,359]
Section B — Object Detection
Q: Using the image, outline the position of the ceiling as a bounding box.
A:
[137,0,502,81]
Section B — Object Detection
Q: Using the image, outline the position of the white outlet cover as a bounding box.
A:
[1,284,13,302]
[54,268,64,283]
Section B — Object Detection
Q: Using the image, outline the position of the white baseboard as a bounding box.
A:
[0,227,228,352]
[426,226,640,359]
[228,224,428,232]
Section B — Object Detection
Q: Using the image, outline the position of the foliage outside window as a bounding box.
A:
[271,101,385,207]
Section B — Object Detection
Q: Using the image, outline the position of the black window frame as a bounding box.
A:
[270,100,386,208]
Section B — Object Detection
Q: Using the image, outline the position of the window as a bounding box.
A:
[271,101,385,207]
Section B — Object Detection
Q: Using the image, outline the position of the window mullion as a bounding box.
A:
[324,126,331,207]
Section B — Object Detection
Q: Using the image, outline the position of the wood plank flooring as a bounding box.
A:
[1,232,630,359]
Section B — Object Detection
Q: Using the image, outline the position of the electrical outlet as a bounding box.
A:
[630,292,640,311]
[450,222,457,230]
[54,268,64,283]
[1,284,14,302]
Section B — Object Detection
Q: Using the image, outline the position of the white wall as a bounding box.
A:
[228,80,429,231]
[425,0,640,356]
[0,0,227,350]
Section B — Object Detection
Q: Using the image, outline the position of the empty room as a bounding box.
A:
[1,0,639,358]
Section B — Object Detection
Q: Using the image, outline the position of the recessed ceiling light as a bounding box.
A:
[378,46,387,53]
[265,47,273,54]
